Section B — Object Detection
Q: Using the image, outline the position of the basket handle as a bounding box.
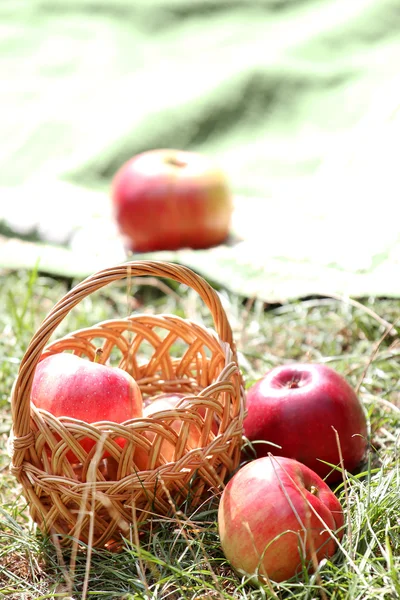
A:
[11,260,236,439]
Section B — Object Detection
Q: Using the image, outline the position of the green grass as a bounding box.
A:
[0,267,399,599]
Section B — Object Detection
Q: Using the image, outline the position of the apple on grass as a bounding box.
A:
[218,455,344,583]
[111,148,233,252]
[31,353,143,463]
[243,363,368,482]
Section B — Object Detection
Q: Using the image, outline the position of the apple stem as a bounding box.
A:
[287,376,301,389]
[94,348,103,363]
[310,485,318,496]
[165,156,187,168]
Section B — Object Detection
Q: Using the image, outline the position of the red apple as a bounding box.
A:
[143,393,218,464]
[243,363,367,482]
[111,148,233,252]
[218,456,344,582]
[144,393,187,413]
[31,353,143,461]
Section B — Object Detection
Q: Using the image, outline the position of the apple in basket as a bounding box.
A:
[218,456,344,583]
[111,148,233,252]
[143,393,219,465]
[243,363,368,482]
[31,353,143,462]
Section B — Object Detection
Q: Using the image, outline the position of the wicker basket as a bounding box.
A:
[10,261,245,548]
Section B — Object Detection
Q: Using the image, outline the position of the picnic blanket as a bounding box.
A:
[1,0,400,301]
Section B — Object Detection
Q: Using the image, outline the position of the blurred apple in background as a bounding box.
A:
[111,148,233,252]
[243,363,368,482]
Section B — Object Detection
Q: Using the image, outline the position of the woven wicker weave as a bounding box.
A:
[10,261,245,548]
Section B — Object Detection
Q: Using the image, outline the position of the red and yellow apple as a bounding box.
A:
[31,353,143,461]
[143,393,218,465]
[243,363,367,482]
[218,455,344,582]
[111,148,233,252]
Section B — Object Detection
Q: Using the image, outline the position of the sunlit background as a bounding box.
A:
[1,0,400,301]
